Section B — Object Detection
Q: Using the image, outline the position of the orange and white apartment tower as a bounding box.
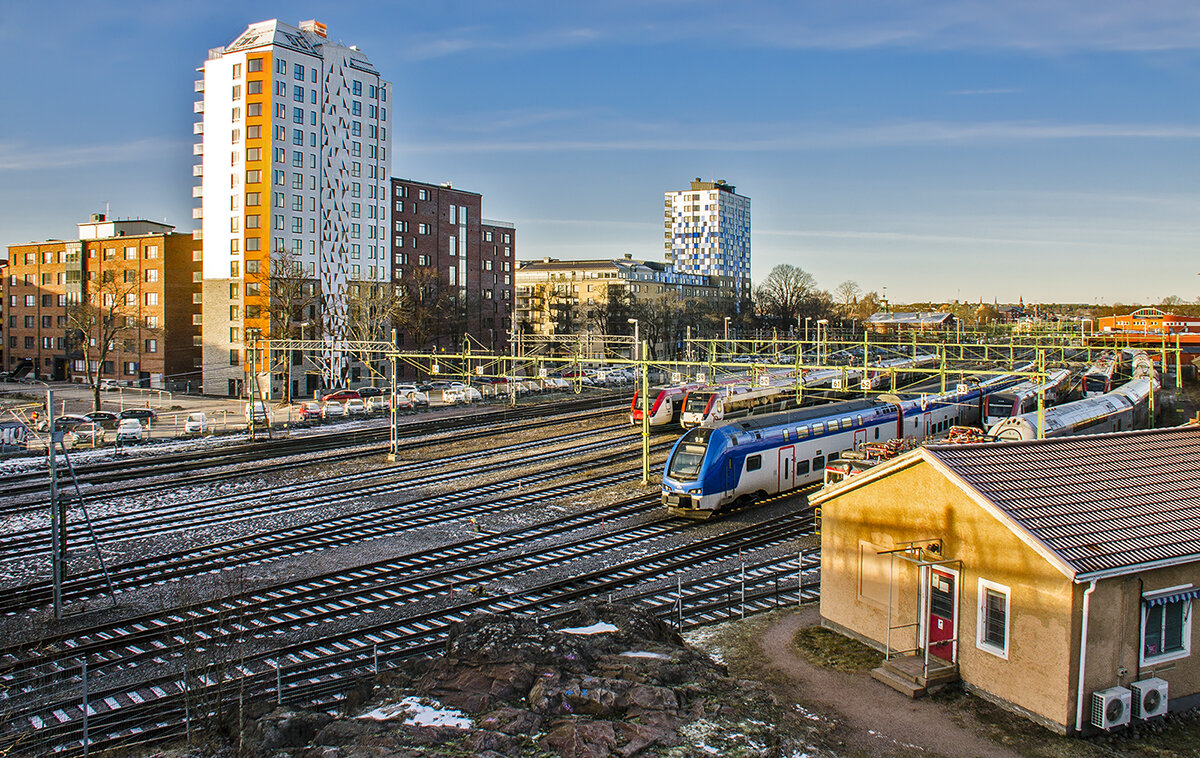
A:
[197,19,392,397]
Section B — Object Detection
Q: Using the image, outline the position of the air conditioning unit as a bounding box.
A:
[1130,677,1168,720]
[1091,686,1131,730]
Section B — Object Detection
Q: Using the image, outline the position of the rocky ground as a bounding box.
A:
[151,602,825,758]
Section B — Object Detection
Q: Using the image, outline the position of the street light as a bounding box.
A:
[817,319,829,364]
[627,318,639,361]
[805,317,812,354]
[724,316,731,357]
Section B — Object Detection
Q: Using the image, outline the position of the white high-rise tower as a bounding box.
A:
[665,179,750,301]
[196,19,392,396]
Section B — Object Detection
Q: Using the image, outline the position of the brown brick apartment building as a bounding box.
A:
[390,178,515,353]
[4,215,202,388]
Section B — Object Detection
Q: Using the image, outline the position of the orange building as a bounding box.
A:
[1097,308,1200,335]
[3,215,202,387]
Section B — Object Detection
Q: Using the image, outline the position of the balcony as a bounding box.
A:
[194,100,205,113]
[193,122,204,135]
[194,79,205,92]
[192,207,203,219]
[193,230,203,240]
[193,143,204,155]
[192,164,204,177]
[192,185,203,198]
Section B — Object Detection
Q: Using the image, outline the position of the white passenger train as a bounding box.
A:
[988,374,1158,441]
[661,373,1020,517]
[1082,352,1119,397]
[981,367,1072,428]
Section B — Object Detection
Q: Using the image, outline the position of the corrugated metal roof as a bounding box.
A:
[925,427,1200,578]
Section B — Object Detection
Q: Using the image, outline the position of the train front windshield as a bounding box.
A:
[1084,375,1108,394]
[667,428,713,481]
[987,396,1014,419]
[683,392,715,415]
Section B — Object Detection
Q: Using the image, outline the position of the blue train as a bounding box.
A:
[660,374,1021,518]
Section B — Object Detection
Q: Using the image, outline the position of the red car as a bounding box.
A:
[322,389,361,403]
[298,402,324,421]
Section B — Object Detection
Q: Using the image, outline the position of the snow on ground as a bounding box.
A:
[357,696,472,729]
[559,621,618,635]
[618,650,673,660]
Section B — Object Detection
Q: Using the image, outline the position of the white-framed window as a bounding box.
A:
[976,578,1010,659]
[1141,586,1195,666]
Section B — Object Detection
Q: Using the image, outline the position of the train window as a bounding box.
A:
[782,430,789,442]
[856,415,863,426]
[797,460,810,475]
[813,455,825,470]
[746,454,762,472]
[813,422,825,434]
[796,426,808,438]
[841,418,852,430]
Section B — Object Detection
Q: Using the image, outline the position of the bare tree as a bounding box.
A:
[754,264,819,328]
[835,280,861,313]
[344,282,403,382]
[66,269,150,412]
[395,267,453,349]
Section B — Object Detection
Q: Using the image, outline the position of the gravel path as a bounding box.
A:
[759,606,1022,758]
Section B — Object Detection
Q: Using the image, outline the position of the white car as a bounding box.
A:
[344,398,367,416]
[448,383,483,403]
[322,400,346,419]
[184,412,212,436]
[395,385,430,407]
[116,418,143,443]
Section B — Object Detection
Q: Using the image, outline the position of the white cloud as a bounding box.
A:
[0,138,183,173]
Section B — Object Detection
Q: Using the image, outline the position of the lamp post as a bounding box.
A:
[627,318,639,361]
[724,316,731,358]
[817,319,829,365]
[628,317,648,485]
[805,317,812,358]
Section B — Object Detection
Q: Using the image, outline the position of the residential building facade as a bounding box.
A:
[665,179,750,301]
[198,19,392,396]
[3,215,202,388]
[390,178,515,353]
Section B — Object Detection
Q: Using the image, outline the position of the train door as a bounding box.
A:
[778,445,795,493]
[924,567,958,662]
[853,427,867,450]
[922,411,933,439]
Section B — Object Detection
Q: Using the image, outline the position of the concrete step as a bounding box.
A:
[870,666,926,698]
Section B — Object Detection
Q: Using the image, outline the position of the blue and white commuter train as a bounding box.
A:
[661,373,1020,518]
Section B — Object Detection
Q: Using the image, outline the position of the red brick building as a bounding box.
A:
[390,178,514,352]
[3,215,202,388]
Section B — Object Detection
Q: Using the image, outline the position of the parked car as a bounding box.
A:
[322,389,361,403]
[85,411,120,430]
[344,398,367,416]
[184,412,212,436]
[395,385,429,408]
[99,379,123,392]
[441,386,465,404]
[116,418,144,443]
[355,386,383,399]
[245,401,269,424]
[37,414,91,433]
[448,382,483,403]
[119,408,158,423]
[298,402,324,422]
[69,423,106,447]
[322,400,346,419]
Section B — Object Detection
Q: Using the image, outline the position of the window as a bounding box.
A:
[145,339,157,353]
[294,64,305,80]
[977,579,1010,658]
[231,84,241,100]
[352,80,362,96]
[247,80,262,95]
[247,147,261,161]
[1142,587,1195,665]
[246,169,261,184]
[746,454,762,472]
[230,350,240,366]
[232,62,242,79]
[145,292,159,306]
[293,85,304,102]
[247,57,262,73]
[145,245,159,259]
[246,192,261,206]
[275,58,286,75]
[145,269,159,283]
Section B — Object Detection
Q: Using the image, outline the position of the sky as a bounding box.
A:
[2,0,1199,305]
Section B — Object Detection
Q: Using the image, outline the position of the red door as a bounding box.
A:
[928,568,956,662]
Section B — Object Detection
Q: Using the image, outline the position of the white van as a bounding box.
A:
[245,401,269,424]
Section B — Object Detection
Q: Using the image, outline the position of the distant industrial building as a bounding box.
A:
[664,178,750,301]
[390,178,515,352]
[3,215,201,387]
[813,427,1200,734]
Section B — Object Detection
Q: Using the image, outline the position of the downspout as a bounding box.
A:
[1074,579,1099,732]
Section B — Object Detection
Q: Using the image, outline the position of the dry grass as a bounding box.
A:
[792,626,883,673]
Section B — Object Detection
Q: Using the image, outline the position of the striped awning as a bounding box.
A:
[1144,588,1200,607]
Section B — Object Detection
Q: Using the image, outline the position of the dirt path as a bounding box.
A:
[757,606,1023,758]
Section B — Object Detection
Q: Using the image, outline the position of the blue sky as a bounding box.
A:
[2,1,1199,304]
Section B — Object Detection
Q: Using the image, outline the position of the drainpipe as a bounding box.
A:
[1074,579,1099,732]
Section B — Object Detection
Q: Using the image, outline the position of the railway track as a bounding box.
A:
[1,440,677,615]
[0,424,636,560]
[2,396,631,507]
[1,511,815,756]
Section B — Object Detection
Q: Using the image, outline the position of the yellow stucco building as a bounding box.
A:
[812,426,1200,734]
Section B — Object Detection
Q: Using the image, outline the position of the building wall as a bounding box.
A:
[819,460,1078,730]
[665,179,750,300]
[4,231,200,387]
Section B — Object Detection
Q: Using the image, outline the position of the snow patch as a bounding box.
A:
[357,696,471,729]
[618,650,672,660]
[559,621,618,635]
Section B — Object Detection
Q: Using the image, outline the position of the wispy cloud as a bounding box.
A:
[0,138,184,173]
[402,26,603,61]
[396,119,1200,154]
